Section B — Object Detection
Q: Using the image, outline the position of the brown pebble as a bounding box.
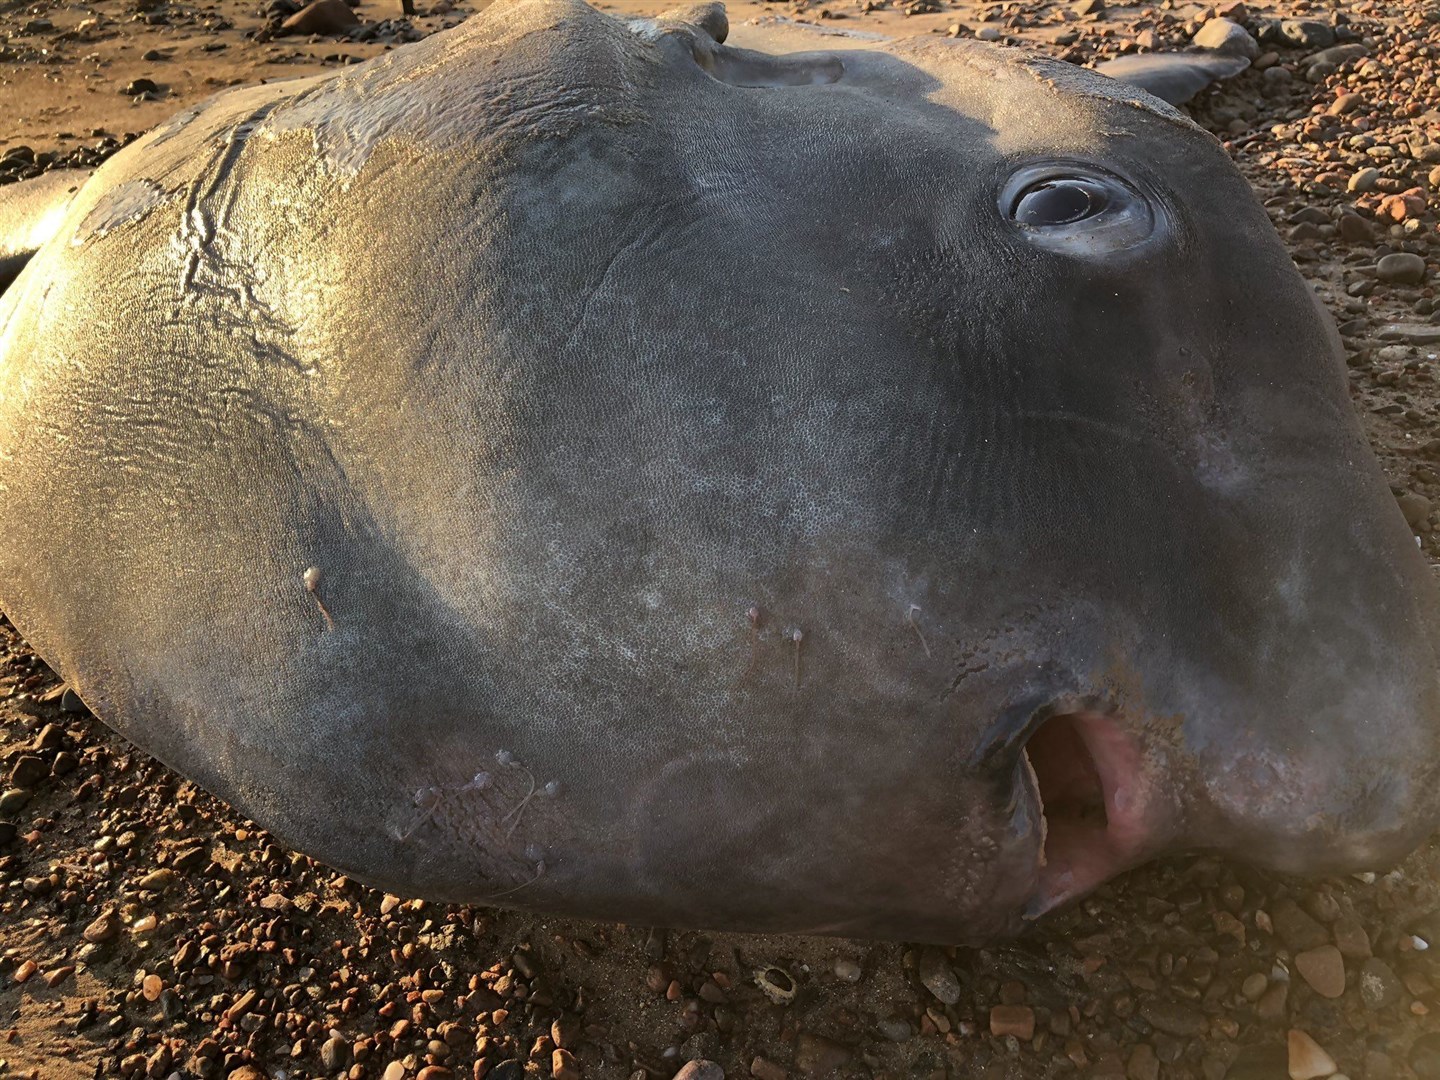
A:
[1295,945,1346,999]
[551,1048,581,1080]
[417,1068,454,1080]
[794,1033,851,1074]
[751,1057,787,1080]
[82,910,120,943]
[141,974,163,1001]
[280,0,359,34]
[990,1005,1035,1040]
[11,961,36,984]
[1287,1029,1337,1080]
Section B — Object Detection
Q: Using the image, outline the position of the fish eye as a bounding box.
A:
[1000,163,1160,256]
[1010,179,1109,226]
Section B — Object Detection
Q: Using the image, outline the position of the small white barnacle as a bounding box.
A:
[495,749,515,767]
[468,771,493,791]
[524,843,544,862]
[542,780,561,798]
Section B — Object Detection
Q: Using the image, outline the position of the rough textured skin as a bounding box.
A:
[0,0,1436,943]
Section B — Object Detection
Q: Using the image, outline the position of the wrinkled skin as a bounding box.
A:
[0,0,1436,944]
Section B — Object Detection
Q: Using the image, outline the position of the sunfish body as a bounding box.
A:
[0,0,1435,942]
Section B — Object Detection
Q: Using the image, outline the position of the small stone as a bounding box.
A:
[12,960,36,984]
[794,1034,851,1074]
[1338,215,1373,243]
[1378,323,1440,345]
[1138,999,1207,1037]
[1241,973,1269,1001]
[141,974,164,1001]
[1307,43,1367,67]
[1272,900,1330,951]
[1288,1030,1337,1080]
[751,1059,787,1080]
[876,1017,912,1042]
[487,1061,525,1080]
[1358,957,1404,1010]
[917,948,961,1005]
[674,1063,724,1080]
[382,1064,406,1080]
[1348,168,1380,193]
[228,1069,266,1080]
[975,26,1001,40]
[1278,19,1334,48]
[123,78,159,96]
[1376,253,1422,285]
[833,958,861,984]
[321,1036,350,1071]
[0,789,30,814]
[1128,1044,1160,1080]
[1072,0,1103,13]
[43,966,74,988]
[58,689,86,714]
[136,868,176,891]
[1193,17,1259,59]
[8,757,46,788]
[418,1069,454,1080]
[226,989,259,1020]
[1328,94,1364,115]
[1295,946,1345,998]
[1398,492,1433,529]
[551,1049,580,1080]
[1410,1034,1440,1080]
[989,1005,1035,1040]
[82,911,121,943]
[280,0,360,34]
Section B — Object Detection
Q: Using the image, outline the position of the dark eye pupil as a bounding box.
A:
[1013,181,1106,226]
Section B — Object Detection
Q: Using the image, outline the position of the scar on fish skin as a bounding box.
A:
[486,858,547,900]
[302,565,334,631]
[791,628,804,689]
[907,604,932,658]
[746,605,761,672]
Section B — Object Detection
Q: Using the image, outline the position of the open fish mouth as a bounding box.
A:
[1017,710,1174,919]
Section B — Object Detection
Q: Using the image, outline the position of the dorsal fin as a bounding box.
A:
[0,170,92,293]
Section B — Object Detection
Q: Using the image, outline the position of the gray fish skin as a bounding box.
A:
[0,0,1434,943]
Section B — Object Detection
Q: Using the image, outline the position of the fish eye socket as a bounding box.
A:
[1010,179,1109,227]
[1000,163,1160,256]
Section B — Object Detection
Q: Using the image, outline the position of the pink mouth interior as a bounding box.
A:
[1022,712,1155,917]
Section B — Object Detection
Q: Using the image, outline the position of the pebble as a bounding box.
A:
[321,1036,349,1071]
[1348,167,1380,192]
[12,960,36,984]
[1377,253,1427,285]
[793,1034,850,1074]
[141,974,163,1001]
[1288,1030,1337,1080]
[8,756,45,788]
[122,78,159,96]
[81,910,120,943]
[1294,946,1346,998]
[1378,323,1440,344]
[1398,491,1433,528]
[916,948,961,1005]
[1194,17,1259,58]
[989,1005,1035,1040]
[1127,1043,1160,1080]
[1410,1034,1440,1080]
[1138,999,1207,1037]
[0,789,30,814]
[1358,957,1405,1010]
[1278,19,1335,48]
[832,958,861,984]
[280,0,360,35]
[1242,972,1270,1001]
[674,1062,724,1080]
